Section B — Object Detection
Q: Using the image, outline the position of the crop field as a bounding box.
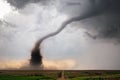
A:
[0,70,120,80]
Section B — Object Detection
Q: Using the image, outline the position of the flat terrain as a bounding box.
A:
[0,70,120,80]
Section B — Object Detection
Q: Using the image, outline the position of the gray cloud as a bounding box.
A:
[57,0,110,18]
[92,0,120,40]
[57,0,120,41]
[6,0,120,41]
[99,24,120,40]
[6,0,49,9]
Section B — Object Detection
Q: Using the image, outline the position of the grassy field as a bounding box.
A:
[0,70,120,80]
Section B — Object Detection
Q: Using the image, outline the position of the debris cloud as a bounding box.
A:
[0,59,75,70]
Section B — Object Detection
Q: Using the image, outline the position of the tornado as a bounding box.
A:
[30,0,111,67]
[30,16,101,67]
[30,16,91,67]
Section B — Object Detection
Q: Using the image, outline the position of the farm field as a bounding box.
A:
[0,70,120,80]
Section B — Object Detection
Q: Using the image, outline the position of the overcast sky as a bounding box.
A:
[0,0,120,70]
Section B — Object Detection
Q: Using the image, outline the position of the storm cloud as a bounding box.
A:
[57,0,120,41]
[0,0,120,70]
[6,0,50,9]
[6,0,120,41]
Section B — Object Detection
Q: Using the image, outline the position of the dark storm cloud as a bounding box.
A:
[58,0,120,41]
[96,24,120,40]
[76,0,120,41]
[7,0,120,40]
[94,0,120,40]
[6,0,49,9]
[110,0,120,13]
[6,0,120,40]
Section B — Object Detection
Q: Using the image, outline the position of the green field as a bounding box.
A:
[0,70,120,80]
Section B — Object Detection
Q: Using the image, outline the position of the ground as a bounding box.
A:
[0,70,120,80]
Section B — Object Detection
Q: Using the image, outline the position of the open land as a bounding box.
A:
[0,70,120,80]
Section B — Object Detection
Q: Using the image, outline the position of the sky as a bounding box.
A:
[0,0,120,70]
